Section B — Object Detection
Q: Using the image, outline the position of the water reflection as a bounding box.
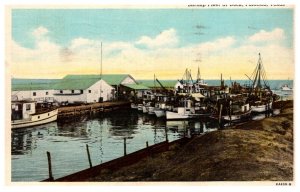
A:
[166,118,219,137]
[13,110,207,181]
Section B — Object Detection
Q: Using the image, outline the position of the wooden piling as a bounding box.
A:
[86,144,92,168]
[229,101,232,125]
[219,104,223,128]
[165,127,169,142]
[124,138,127,156]
[46,151,54,181]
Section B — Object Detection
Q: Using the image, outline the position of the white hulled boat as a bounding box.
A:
[223,103,252,122]
[11,100,58,129]
[251,101,272,113]
[154,109,166,117]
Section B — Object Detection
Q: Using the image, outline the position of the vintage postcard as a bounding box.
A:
[5,3,295,187]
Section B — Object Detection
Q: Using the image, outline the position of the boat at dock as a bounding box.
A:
[137,104,143,111]
[130,103,138,109]
[223,103,252,122]
[154,109,166,117]
[251,101,273,113]
[11,100,58,129]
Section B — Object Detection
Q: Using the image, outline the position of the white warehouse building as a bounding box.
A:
[11,79,59,102]
[53,75,115,104]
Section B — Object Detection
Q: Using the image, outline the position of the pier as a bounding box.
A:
[57,101,130,120]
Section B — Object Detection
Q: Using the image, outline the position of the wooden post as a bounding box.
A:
[46,151,54,181]
[165,127,169,142]
[86,144,92,168]
[219,104,223,128]
[124,138,127,156]
[229,101,232,125]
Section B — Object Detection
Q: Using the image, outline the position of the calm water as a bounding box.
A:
[11,110,219,182]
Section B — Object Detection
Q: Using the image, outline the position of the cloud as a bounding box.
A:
[32,26,49,39]
[248,28,285,43]
[194,36,236,55]
[136,28,178,49]
[9,27,293,79]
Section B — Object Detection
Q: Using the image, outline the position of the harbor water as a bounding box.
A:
[11,110,218,181]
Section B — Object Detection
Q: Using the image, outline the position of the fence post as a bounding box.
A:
[124,138,127,156]
[86,144,92,168]
[46,151,54,181]
[165,127,169,142]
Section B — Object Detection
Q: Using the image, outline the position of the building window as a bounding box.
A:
[33,92,36,96]
[60,90,63,94]
[26,104,31,111]
[88,90,91,93]
[46,91,48,95]
[71,90,75,94]
[80,90,83,94]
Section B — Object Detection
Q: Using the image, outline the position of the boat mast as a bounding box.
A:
[100,42,102,101]
[197,66,201,83]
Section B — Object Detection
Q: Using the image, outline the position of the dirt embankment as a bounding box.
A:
[85,101,293,181]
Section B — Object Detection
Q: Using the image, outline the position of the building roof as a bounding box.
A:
[12,74,136,91]
[123,84,150,90]
[53,75,101,90]
[11,79,60,91]
[138,80,180,88]
[101,74,136,86]
[54,74,135,90]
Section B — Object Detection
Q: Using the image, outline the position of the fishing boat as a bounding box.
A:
[130,103,138,109]
[251,101,273,113]
[166,107,194,120]
[152,103,167,117]
[137,104,143,111]
[148,106,155,115]
[11,100,58,129]
[142,105,148,113]
[154,109,166,117]
[223,103,252,122]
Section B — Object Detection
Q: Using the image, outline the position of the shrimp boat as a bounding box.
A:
[223,103,252,122]
[11,100,58,129]
[251,101,273,113]
[246,53,275,113]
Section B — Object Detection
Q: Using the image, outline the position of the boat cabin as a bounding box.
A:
[11,100,36,120]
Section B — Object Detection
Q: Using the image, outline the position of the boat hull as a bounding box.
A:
[251,102,272,113]
[166,111,190,120]
[154,110,166,117]
[223,109,252,122]
[12,109,58,129]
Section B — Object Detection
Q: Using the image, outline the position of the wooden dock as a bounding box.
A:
[57,101,130,120]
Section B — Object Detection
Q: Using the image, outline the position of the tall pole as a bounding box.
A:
[100,42,102,102]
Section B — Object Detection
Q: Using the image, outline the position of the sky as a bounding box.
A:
[8,8,294,80]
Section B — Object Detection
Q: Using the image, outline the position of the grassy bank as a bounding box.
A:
[85,101,293,181]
